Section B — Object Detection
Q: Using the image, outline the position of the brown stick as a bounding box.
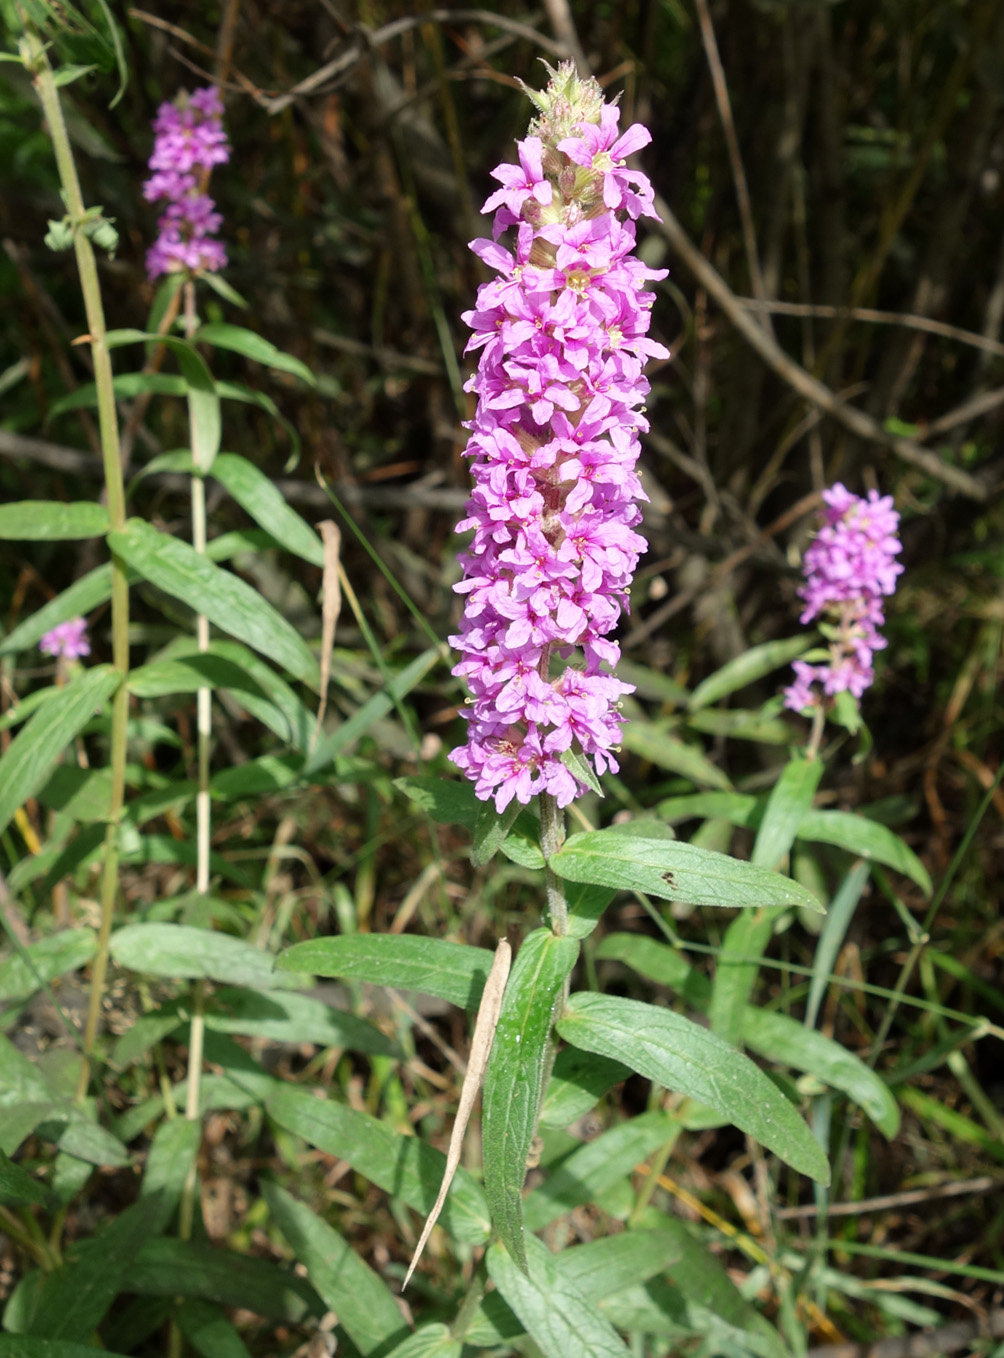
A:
[653,195,989,500]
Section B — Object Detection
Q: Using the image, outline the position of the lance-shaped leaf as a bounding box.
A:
[550,828,825,912]
[266,1085,490,1243]
[796,808,931,894]
[195,322,316,385]
[263,1182,407,1357]
[107,519,319,688]
[0,502,108,540]
[106,329,220,471]
[488,1237,632,1358]
[557,992,829,1183]
[110,923,284,990]
[275,933,493,1009]
[0,666,120,840]
[688,635,813,710]
[210,453,324,566]
[267,1085,489,1242]
[481,930,579,1271]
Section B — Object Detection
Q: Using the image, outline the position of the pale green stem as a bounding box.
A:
[26,33,130,1104]
[805,704,826,761]
[538,791,568,936]
[179,280,209,1246]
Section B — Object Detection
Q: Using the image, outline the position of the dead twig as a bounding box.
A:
[653,195,990,500]
[737,299,1004,360]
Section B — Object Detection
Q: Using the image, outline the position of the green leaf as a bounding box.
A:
[471,796,521,867]
[266,1085,490,1244]
[175,1300,253,1358]
[120,1237,319,1319]
[107,520,320,688]
[600,1217,786,1357]
[739,1008,900,1137]
[488,1236,633,1358]
[109,923,282,989]
[558,1230,682,1298]
[0,931,96,1006]
[482,929,579,1269]
[796,809,932,895]
[687,707,792,744]
[0,666,121,840]
[383,1326,461,1358]
[200,272,249,308]
[129,641,313,749]
[539,1046,630,1128]
[565,881,618,939]
[0,1150,49,1207]
[595,933,711,1010]
[195,323,316,386]
[708,909,781,1048]
[26,1196,163,1340]
[751,757,824,870]
[524,1110,679,1230]
[0,1343,134,1358]
[657,791,761,827]
[263,1182,407,1356]
[217,380,301,459]
[551,828,825,912]
[0,502,108,540]
[689,636,813,710]
[620,723,731,789]
[0,564,121,657]
[106,330,220,471]
[210,453,324,565]
[275,934,493,1009]
[139,1116,201,1232]
[306,646,443,772]
[805,861,870,1029]
[395,776,543,868]
[205,987,399,1056]
[557,993,829,1182]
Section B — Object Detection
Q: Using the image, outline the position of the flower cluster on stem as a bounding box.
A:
[144,87,230,280]
[39,617,90,660]
[449,66,667,813]
[784,484,903,713]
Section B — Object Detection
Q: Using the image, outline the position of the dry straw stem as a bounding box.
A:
[806,1307,1004,1358]
[402,937,512,1291]
[312,519,343,749]
[654,195,990,501]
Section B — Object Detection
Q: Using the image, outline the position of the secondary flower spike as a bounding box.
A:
[784,484,903,712]
[39,617,90,660]
[449,64,668,812]
[144,87,230,280]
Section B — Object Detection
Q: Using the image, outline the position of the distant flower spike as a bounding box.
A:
[144,87,230,280]
[784,484,903,713]
[39,617,90,660]
[449,64,668,813]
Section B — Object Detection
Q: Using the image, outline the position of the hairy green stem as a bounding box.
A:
[178,280,210,1251]
[26,33,130,1103]
[538,791,568,936]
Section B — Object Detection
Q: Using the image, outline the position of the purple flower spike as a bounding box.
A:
[449,63,668,813]
[784,484,903,713]
[39,617,90,660]
[144,87,230,281]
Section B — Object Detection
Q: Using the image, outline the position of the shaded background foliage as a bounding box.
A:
[2,0,1004,1352]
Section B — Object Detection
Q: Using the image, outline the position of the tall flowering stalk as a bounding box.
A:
[144,87,230,280]
[450,65,667,816]
[784,484,903,714]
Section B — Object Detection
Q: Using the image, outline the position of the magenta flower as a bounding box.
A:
[449,65,668,813]
[144,87,230,280]
[39,618,90,660]
[784,484,903,713]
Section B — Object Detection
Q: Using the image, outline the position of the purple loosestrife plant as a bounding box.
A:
[449,65,668,814]
[38,617,90,660]
[784,484,903,713]
[144,87,230,280]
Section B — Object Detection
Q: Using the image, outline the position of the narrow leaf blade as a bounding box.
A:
[482,929,579,1269]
